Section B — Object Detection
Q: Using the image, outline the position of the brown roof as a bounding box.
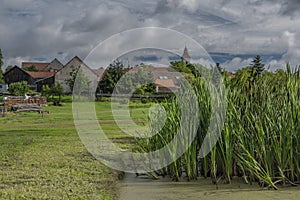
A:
[22,62,49,72]
[155,79,177,88]
[129,67,182,85]
[57,56,98,76]
[226,72,235,78]
[92,68,105,76]
[27,72,55,79]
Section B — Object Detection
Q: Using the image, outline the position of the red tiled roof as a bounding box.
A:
[226,72,235,77]
[155,79,177,88]
[22,62,49,72]
[27,72,55,79]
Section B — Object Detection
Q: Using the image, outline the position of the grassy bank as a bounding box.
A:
[0,101,150,199]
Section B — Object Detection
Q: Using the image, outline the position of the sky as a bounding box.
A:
[0,0,300,72]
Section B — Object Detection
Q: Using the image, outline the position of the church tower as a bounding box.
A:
[182,46,191,64]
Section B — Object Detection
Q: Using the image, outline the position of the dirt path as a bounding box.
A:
[119,173,300,200]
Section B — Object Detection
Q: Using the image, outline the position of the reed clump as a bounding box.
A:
[137,65,300,189]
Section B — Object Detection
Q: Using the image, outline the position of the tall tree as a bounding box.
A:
[132,67,156,95]
[0,48,3,69]
[250,55,265,78]
[0,69,4,84]
[0,48,4,83]
[98,60,128,94]
[51,83,63,105]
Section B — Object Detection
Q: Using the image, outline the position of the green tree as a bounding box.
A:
[0,48,3,70]
[250,55,265,78]
[0,68,4,84]
[109,64,156,95]
[24,65,38,72]
[170,61,202,81]
[41,85,51,99]
[0,48,4,83]
[170,61,192,73]
[98,60,129,94]
[133,67,156,95]
[51,83,63,105]
[9,81,30,96]
[42,83,63,105]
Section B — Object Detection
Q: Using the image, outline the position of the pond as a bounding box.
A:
[120,173,300,200]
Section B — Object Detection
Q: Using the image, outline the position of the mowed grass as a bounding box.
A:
[0,101,151,199]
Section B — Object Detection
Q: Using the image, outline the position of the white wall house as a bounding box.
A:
[55,56,99,93]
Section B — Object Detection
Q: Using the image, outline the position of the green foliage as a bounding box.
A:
[138,65,300,189]
[42,83,63,105]
[170,61,207,83]
[0,102,122,199]
[98,60,128,94]
[170,61,192,73]
[0,68,4,84]
[99,61,156,95]
[0,48,4,83]
[41,85,51,98]
[250,55,265,78]
[132,67,156,95]
[116,66,157,95]
[9,81,30,96]
[24,65,38,72]
[0,48,3,69]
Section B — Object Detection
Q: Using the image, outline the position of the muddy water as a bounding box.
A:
[120,173,300,200]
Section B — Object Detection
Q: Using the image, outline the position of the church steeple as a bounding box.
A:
[182,46,190,64]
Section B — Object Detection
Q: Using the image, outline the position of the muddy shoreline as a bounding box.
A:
[120,173,300,200]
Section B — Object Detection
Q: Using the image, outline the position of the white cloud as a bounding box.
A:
[0,0,299,70]
[221,57,253,72]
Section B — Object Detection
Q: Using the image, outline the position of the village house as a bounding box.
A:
[4,66,37,90]
[129,67,181,93]
[4,58,63,91]
[55,56,99,93]
[4,47,195,94]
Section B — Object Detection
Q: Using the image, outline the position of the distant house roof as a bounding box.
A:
[226,71,235,78]
[27,72,55,79]
[22,62,50,72]
[44,58,64,72]
[155,79,177,88]
[129,66,182,86]
[92,68,105,77]
[57,56,98,76]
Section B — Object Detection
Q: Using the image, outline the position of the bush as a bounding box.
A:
[9,81,30,96]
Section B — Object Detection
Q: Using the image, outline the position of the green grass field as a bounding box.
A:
[0,101,151,199]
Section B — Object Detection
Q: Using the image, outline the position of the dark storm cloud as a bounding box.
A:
[280,0,300,17]
[0,0,299,70]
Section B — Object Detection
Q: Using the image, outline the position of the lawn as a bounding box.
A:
[0,101,151,199]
